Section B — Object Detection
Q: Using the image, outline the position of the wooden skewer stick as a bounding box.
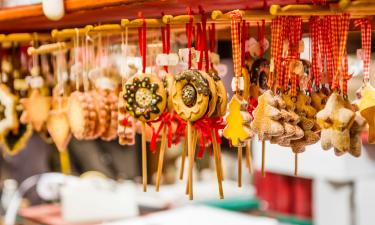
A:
[245,140,253,175]
[217,142,224,181]
[237,145,242,187]
[185,128,196,195]
[294,153,298,176]
[211,129,224,199]
[59,150,71,175]
[179,137,188,180]
[261,140,266,177]
[141,122,147,192]
[187,122,194,200]
[155,126,167,192]
[186,129,198,195]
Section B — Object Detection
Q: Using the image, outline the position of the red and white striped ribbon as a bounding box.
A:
[354,18,372,82]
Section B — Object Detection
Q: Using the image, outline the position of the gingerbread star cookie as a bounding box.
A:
[20,89,51,132]
[316,93,355,153]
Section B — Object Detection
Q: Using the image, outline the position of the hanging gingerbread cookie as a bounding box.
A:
[47,96,71,152]
[0,84,18,136]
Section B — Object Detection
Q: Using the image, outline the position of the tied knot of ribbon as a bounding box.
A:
[148,112,187,153]
[148,112,172,153]
[194,116,226,158]
[122,117,130,126]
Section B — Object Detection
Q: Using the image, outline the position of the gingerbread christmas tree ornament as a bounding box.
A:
[223,95,253,146]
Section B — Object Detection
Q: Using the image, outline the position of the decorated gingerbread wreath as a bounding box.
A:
[172,69,211,122]
[124,74,166,122]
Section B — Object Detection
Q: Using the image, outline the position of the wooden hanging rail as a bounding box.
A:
[122,18,164,28]
[51,26,93,40]
[270,0,375,17]
[27,42,73,55]
[0,33,51,43]
[344,0,375,13]
[211,10,274,21]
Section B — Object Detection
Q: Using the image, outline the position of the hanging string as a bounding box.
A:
[229,10,242,94]
[74,28,80,91]
[83,30,90,92]
[354,17,372,83]
[342,49,350,96]
[121,26,129,84]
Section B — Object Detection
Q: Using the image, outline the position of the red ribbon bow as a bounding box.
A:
[148,112,187,153]
[194,116,226,158]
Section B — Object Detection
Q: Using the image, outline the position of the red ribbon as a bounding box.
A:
[147,112,187,153]
[247,97,258,119]
[196,23,202,70]
[147,112,172,153]
[199,7,209,72]
[173,114,187,145]
[138,13,147,73]
[161,15,171,72]
[186,8,194,69]
[194,116,226,159]
[122,117,130,126]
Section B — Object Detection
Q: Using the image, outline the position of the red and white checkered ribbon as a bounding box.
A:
[229,10,243,92]
[329,14,350,92]
[270,17,284,90]
[310,16,321,88]
[355,18,372,82]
